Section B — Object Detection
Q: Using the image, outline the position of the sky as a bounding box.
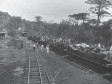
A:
[0,0,112,23]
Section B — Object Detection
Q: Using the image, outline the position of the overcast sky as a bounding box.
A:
[0,0,112,23]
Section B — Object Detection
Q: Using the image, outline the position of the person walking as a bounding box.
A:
[41,44,44,51]
[36,42,39,49]
[28,42,32,52]
[33,43,36,52]
[46,45,49,53]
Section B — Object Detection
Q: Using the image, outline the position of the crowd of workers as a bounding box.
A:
[27,41,50,54]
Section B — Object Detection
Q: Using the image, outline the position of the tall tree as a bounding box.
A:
[78,13,90,24]
[85,0,112,25]
[35,16,42,23]
[69,12,89,25]
[68,14,80,25]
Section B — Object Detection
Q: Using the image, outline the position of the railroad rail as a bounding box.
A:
[49,46,112,81]
[26,53,51,84]
[60,56,103,76]
[60,53,112,79]
[53,47,111,72]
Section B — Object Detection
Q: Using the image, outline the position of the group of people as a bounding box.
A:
[41,44,50,53]
[28,41,50,53]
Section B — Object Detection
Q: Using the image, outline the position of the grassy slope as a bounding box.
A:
[0,40,27,84]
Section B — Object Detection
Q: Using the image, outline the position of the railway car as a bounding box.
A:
[50,42,112,69]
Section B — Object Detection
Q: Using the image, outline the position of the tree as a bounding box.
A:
[69,12,89,25]
[78,13,90,24]
[12,16,23,29]
[85,0,112,25]
[35,16,42,23]
[88,19,98,26]
[68,14,80,25]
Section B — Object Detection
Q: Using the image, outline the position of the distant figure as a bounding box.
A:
[46,45,49,53]
[41,44,44,51]
[36,42,39,49]
[33,43,36,52]
[28,42,32,52]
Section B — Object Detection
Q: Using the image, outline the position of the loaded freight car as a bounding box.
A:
[49,42,112,69]
[64,45,112,69]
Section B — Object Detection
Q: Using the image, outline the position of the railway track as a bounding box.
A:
[51,47,112,80]
[66,52,111,73]
[26,53,51,84]
[54,48,111,73]
[61,56,94,73]
[61,52,112,81]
